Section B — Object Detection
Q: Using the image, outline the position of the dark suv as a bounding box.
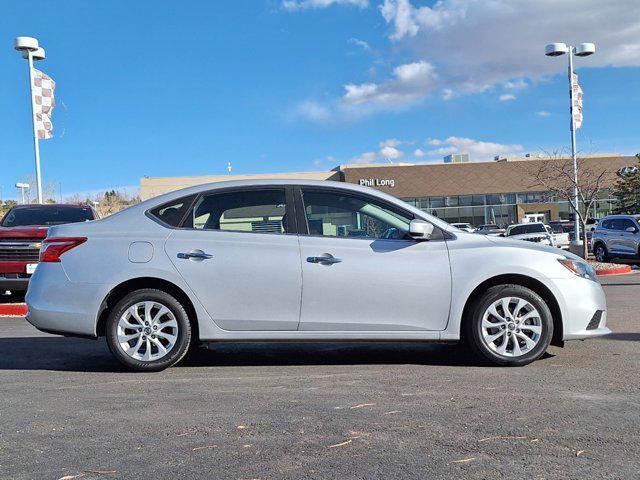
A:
[591,214,640,262]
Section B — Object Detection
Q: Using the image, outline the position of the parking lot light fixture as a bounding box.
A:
[545,41,596,253]
[14,36,46,205]
[15,182,30,204]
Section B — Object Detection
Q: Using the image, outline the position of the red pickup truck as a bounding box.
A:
[0,204,98,293]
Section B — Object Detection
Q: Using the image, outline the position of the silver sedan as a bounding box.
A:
[26,180,609,371]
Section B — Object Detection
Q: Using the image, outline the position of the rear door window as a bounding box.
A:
[188,189,289,234]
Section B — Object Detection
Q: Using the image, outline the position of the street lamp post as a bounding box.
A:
[15,182,30,204]
[14,36,47,204]
[545,42,595,254]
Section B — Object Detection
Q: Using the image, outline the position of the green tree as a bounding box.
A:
[612,154,640,214]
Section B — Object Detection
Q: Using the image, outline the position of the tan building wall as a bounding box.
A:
[339,155,632,198]
[140,154,635,202]
[140,171,341,200]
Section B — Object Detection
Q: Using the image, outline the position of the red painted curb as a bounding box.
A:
[595,265,632,276]
[0,304,28,316]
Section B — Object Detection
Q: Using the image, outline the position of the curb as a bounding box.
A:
[0,304,28,316]
[595,265,632,276]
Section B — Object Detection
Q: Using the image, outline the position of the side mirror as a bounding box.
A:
[626,226,638,233]
[409,219,434,240]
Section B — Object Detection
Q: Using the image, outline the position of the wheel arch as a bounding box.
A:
[461,274,563,347]
[96,277,199,341]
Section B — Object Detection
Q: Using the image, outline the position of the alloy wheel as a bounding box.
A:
[480,296,542,357]
[117,301,179,361]
[595,246,606,262]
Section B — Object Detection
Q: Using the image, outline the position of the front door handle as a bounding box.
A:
[177,250,213,261]
[307,254,342,265]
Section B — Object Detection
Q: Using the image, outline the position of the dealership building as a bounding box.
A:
[140,154,634,227]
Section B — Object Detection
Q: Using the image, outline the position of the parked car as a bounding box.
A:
[548,223,571,250]
[475,224,506,236]
[0,204,98,293]
[450,222,475,233]
[592,214,640,262]
[26,180,609,371]
[505,222,556,247]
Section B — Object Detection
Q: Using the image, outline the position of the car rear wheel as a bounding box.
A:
[105,288,192,372]
[465,284,553,366]
[594,243,609,262]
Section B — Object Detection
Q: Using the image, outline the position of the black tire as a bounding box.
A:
[105,288,192,372]
[463,284,553,367]
[593,243,609,262]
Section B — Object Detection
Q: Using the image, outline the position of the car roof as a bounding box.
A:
[10,203,92,209]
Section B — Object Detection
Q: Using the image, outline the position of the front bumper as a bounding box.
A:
[551,276,610,341]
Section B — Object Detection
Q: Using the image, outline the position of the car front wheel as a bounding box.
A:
[465,284,553,366]
[105,288,192,372]
[593,243,608,262]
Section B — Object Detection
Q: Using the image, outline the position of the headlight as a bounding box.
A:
[558,258,598,282]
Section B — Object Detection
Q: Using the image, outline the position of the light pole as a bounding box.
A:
[15,182,30,204]
[14,36,46,204]
[545,42,595,254]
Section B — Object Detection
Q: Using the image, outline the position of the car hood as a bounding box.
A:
[484,234,583,260]
[0,225,49,238]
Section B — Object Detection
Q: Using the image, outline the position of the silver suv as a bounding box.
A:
[592,214,640,262]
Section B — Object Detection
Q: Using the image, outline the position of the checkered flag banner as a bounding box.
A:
[32,68,55,139]
[570,73,583,129]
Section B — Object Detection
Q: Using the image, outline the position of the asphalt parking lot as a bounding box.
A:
[1,276,639,480]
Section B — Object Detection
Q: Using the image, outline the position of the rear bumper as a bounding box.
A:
[25,263,106,337]
[0,277,29,292]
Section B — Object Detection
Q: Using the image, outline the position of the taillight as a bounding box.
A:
[39,237,87,262]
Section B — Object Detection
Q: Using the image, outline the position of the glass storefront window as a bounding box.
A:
[472,195,485,206]
[430,197,445,208]
[459,195,472,206]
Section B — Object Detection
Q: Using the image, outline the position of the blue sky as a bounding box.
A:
[1,0,639,201]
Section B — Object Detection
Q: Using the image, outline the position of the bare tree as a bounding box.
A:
[524,150,611,258]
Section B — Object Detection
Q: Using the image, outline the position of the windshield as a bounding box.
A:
[507,223,546,236]
[2,206,94,227]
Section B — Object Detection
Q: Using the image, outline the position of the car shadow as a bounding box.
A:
[0,336,554,372]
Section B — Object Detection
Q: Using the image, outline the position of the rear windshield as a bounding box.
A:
[508,223,546,236]
[2,206,95,227]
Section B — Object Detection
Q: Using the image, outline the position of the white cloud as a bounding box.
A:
[380,145,404,160]
[504,78,527,90]
[348,37,371,51]
[426,138,441,146]
[379,138,402,148]
[347,138,406,164]
[536,111,551,117]
[290,0,640,119]
[414,148,426,157]
[499,93,516,101]
[341,60,436,111]
[349,151,379,164]
[422,136,524,161]
[283,0,368,10]
[291,100,331,121]
[380,0,640,98]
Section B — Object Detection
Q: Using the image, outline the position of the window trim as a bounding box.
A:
[294,185,446,242]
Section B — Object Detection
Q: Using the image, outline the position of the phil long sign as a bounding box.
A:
[359,178,395,188]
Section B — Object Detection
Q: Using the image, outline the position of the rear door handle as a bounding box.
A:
[177,250,213,260]
[307,254,342,265]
